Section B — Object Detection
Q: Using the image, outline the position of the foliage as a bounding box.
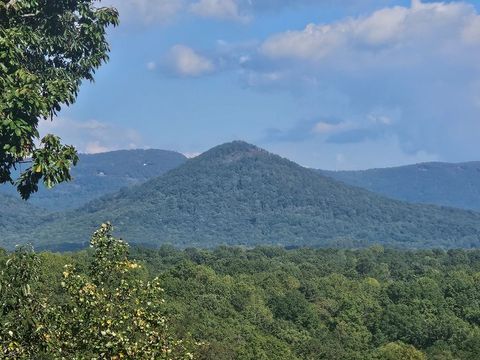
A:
[4,242,480,359]
[133,245,480,359]
[0,224,196,359]
[6,141,480,250]
[0,193,46,239]
[0,245,50,358]
[0,0,118,199]
[3,236,480,358]
[373,342,427,360]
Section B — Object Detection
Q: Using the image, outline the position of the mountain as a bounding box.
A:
[6,141,480,251]
[321,161,480,211]
[0,193,52,246]
[0,149,187,210]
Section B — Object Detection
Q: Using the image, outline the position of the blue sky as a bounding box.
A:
[42,0,480,170]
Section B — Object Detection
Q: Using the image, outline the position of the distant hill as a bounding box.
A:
[321,162,480,211]
[0,193,51,246]
[0,149,187,210]
[5,141,480,251]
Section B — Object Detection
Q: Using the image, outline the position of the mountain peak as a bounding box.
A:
[211,140,262,152]
[199,141,268,163]
[8,141,480,250]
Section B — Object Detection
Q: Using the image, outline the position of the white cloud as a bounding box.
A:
[104,0,398,24]
[261,23,346,61]
[260,0,480,62]
[165,45,215,76]
[248,1,480,162]
[190,0,249,22]
[39,118,144,154]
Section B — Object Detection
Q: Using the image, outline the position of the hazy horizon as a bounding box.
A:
[73,141,479,172]
[39,0,480,170]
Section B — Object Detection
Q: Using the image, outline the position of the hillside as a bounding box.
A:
[0,149,187,210]
[7,141,480,250]
[0,193,52,247]
[321,162,480,211]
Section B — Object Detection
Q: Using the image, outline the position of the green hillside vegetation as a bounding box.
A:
[0,149,187,210]
[321,162,480,211]
[2,227,480,359]
[138,245,480,359]
[0,193,49,237]
[5,141,480,250]
[0,225,196,359]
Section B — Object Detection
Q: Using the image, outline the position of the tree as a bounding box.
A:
[0,245,51,358]
[0,223,197,359]
[374,341,427,360]
[0,0,119,199]
[57,223,196,359]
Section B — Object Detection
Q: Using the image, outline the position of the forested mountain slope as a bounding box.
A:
[9,141,480,250]
[0,149,187,210]
[321,161,480,211]
[0,193,51,245]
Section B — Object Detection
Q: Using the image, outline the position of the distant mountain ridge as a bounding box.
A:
[0,149,187,210]
[4,146,479,213]
[4,141,480,251]
[321,161,480,211]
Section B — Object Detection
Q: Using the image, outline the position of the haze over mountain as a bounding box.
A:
[0,149,187,210]
[321,162,480,211]
[4,141,480,251]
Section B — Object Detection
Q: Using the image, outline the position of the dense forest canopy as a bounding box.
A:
[1,1,479,359]
[3,141,480,250]
[321,161,480,211]
[1,228,480,359]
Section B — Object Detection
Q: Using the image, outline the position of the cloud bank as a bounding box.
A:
[98,0,480,169]
[103,0,398,24]
[245,0,480,163]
